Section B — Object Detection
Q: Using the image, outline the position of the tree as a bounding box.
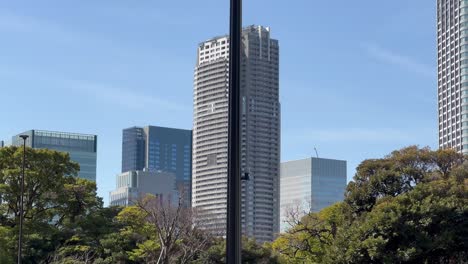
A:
[0,146,79,227]
[135,193,213,264]
[272,202,350,263]
[0,146,79,262]
[326,173,468,263]
[273,146,468,264]
[48,206,123,264]
[0,146,120,263]
[0,225,14,263]
[344,146,464,215]
[196,237,280,264]
[115,205,158,263]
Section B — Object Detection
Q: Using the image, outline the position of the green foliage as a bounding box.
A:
[272,202,351,263]
[195,237,280,264]
[273,146,468,264]
[0,146,121,263]
[4,145,463,263]
[0,146,79,227]
[128,239,160,263]
[111,206,157,263]
[340,174,467,263]
[0,226,15,263]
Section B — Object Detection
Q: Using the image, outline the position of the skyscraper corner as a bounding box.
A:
[437,0,468,154]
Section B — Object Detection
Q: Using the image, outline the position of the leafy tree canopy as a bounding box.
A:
[274,146,468,264]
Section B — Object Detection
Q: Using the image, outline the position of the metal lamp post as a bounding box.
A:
[227,0,242,262]
[18,135,28,264]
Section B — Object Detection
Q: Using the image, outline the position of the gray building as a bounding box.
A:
[12,130,97,181]
[109,170,177,206]
[437,0,468,153]
[192,25,280,242]
[121,126,192,207]
[280,157,346,232]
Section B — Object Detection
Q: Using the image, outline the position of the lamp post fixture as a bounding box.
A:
[227,0,242,262]
[18,135,28,264]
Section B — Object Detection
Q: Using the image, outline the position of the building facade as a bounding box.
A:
[437,0,468,153]
[109,170,177,206]
[192,25,280,242]
[121,126,192,207]
[12,130,97,181]
[280,157,347,232]
[122,127,146,173]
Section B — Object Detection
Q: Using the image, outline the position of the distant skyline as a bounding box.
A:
[0,1,437,205]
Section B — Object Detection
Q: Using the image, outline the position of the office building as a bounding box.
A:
[437,0,468,153]
[121,126,192,207]
[122,127,146,173]
[12,130,97,181]
[192,25,280,242]
[280,157,346,232]
[109,170,177,206]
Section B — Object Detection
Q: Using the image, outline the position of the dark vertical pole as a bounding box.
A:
[227,0,242,262]
[18,135,28,264]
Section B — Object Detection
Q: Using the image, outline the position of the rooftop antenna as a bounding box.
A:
[314,147,319,158]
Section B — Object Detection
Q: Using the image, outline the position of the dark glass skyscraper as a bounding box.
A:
[12,130,97,181]
[121,125,192,207]
[122,127,146,172]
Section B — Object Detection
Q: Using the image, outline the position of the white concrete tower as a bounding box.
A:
[192,25,280,242]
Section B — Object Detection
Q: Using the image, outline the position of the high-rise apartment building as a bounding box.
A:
[12,130,97,181]
[280,157,347,232]
[121,126,192,207]
[437,0,468,153]
[192,25,280,242]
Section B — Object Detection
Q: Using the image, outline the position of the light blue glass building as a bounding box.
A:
[280,157,346,232]
[12,130,97,181]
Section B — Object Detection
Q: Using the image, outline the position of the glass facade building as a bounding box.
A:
[437,0,468,154]
[12,130,97,181]
[280,157,346,232]
[121,126,192,207]
[122,127,146,172]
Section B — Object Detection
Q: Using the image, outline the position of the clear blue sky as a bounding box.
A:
[0,1,437,205]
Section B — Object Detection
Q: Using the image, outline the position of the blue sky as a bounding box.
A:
[0,1,436,205]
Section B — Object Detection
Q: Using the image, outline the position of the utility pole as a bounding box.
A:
[226,0,242,262]
[18,135,28,264]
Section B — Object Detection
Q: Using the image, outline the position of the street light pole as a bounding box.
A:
[18,135,28,264]
[227,0,242,262]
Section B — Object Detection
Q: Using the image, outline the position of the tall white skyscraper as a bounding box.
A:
[437,0,468,153]
[192,25,280,242]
